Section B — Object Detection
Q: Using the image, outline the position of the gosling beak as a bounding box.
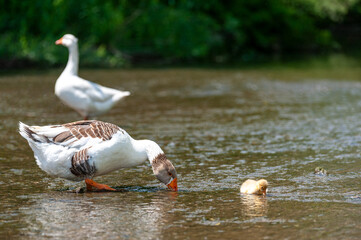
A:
[55,38,63,45]
[167,178,178,191]
[262,190,267,196]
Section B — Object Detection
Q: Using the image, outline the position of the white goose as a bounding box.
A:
[55,34,130,120]
[19,120,178,191]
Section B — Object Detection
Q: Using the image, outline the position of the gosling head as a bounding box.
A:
[256,179,268,195]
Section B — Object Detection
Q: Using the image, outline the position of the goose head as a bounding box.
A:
[55,34,78,48]
[142,140,178,191]
[151,153,178,191]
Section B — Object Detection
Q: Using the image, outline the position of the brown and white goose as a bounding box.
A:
[55,34,130,119]
[19,120,178,191]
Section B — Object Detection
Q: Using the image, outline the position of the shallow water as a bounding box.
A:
[0,68,361,239]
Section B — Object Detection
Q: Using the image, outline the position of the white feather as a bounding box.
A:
[55,34,130,118]
[18,121,164,182]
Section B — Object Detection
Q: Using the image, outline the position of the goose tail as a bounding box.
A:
[19,122,49,143]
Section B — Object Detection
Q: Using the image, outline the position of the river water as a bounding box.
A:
[0,67,360,239]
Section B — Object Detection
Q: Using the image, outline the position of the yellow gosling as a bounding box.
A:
[240,179,268,195]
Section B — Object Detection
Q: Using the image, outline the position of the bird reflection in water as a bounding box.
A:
[19,191,178,239]
[240,194,268,217]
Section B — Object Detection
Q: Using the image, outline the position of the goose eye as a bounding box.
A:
[168,172,172,176]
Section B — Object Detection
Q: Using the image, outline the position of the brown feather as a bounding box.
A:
[70,147,96,177]
[53,120,120,144]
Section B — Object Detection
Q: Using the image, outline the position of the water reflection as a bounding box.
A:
[20,191,178,239]
[2,69,361,239]
[240,194,268,217]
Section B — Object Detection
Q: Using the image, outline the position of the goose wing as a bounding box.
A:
[70,76,121,102]
[20,120,123,178]
[53,120,121,147]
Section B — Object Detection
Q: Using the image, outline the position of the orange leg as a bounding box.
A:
[85,179,116,192]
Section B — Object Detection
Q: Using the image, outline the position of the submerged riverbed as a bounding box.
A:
[0,67,361,239]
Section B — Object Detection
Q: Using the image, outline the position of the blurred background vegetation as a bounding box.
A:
[1,0,361,68]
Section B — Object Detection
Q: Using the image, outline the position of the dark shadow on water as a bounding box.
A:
[58,185,193,193]
[60,185,200,194]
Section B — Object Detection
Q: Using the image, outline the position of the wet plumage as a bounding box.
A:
[19,120,178,191]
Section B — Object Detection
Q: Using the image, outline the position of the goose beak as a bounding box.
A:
[55,38,63,45]
[167,178,178,191]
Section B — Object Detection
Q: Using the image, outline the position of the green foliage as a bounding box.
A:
[297,0,359,20]
[0,0,360,67]
[119,5,217,60]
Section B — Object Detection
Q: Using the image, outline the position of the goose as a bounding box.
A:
[240,179,268,195]
[19,120,178,191]
[55,34,130,120]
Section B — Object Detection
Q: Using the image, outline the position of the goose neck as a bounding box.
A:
[63,44,78,76]
[133,139,164,164]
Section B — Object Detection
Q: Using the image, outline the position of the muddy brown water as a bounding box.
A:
[0,68,361,239]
